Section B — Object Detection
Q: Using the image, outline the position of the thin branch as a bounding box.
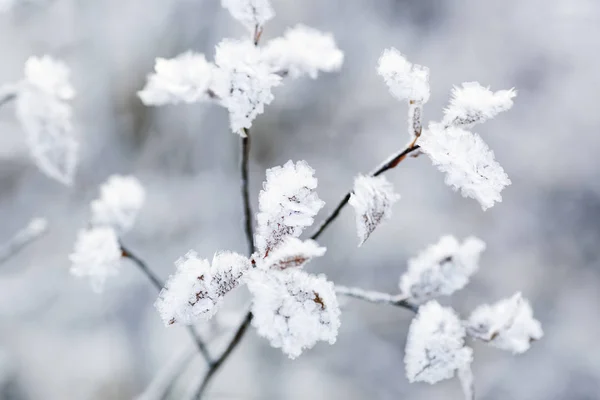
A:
[0,218,48,265]
[0,84,17,109]
[135,347,196,400]
[335,285,419,313]
[310,143,420,240]
[241,128,255,255]
[121,244,213,365]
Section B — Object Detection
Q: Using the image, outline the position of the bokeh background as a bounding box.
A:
[1,0,599,399]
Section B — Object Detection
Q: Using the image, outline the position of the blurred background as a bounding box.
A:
[1,0,599,399]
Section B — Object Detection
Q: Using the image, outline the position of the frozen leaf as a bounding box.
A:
[23,55,75,101]
[212,39,281,134]
[405,301,473,384]
[220,0,274,32]
[418,123,511,210]
[257,237,326,270]
[90,175,146,233]
[348,175,400,246]
[246,269,340,359]
[466,292,543,354]
[138,52,214,106]
[155,251,251,326]
[378,48,430,104]
[443,82,516,129]
[255,160,325,257]
[69,227,122,293]
[262,24,344,79]
[399,236,486,303]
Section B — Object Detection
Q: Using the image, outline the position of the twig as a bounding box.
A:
[0,218,48,265]
[135,347,196,400]
[335,285,418,313]
[0,84,17,109]
[241,128,255,255]
[121,244,213,365]
[310,143,420,240]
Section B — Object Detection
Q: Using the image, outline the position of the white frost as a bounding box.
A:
[466,292,543,354]
[23,55,75,101]
[262,24,344,79]
[246,269,340,359]
[405,301,473,384]
[69,227,122,293]
[399,236,486,304]
[348,175,400,246]
[377,48,430,104]
[138,52,214,106]
[443,82,516,129]
[418,123,511,210]
[212,39,281,134]
[90,175,146,233]
[155,251,251,326]
[257,237,326,271]
[255,160,325,257]
[220,0,274,32]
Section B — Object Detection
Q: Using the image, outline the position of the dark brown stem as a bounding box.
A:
[0,89,16,109]
[121,244,213,364]
[310,144,420,240]
[335,286,418,313]
[241,129,255,255]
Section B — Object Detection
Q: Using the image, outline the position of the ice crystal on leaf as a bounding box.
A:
[246,269,340,359]
[378,48,430,104]
[262,24,344,79]
[255,160,325,257]
[349,175,400,246]
[443,82,516,129]
[90,175,146,233]
[15,56,77,185]
[212,39,281,134]
[466,292,543,354]
[405,301,473,384]
[256,237,326,271]
[220,0,274,32]
[69,227,122,293]
[138,52,214,106]
[155,251,251,326]
[399,236,485,304]
[418,123,511,210]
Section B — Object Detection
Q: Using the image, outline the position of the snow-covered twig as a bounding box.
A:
[241,128,255,255]
[0,218,48,265]
[335,285,418,313]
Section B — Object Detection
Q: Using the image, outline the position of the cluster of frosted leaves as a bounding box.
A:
[69,227,122,293]
[466,292,543,354]
[246,268,340,359]
[138,52,214,106]
[443,82,516,129]
[220,0,274,32]
[90,175,146,233]
[14,56,77,185]
[377,48,430,104]
[419,123,511,210]
[262,24,344,79]
[256,236,326,271]
[255,160,325,257]
[348,175,400,246]
[212,39,282,134]
[405,301,473,385]
[399,236,486,304]
[155,251,251,325]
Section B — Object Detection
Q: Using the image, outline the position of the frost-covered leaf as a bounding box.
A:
[90,175,146,233]
[257,237,326,270]
[23,55,75,101]
[211,39,281,134]
[246,268,340,359]
[378,48,430,104]
[255,160,325,257]
[443,82,516,129]
[220,0,274,32]
[69,227,122,293]
[138,52,214,106]
[399,236,485,303]
[262,24,344,79]
[405,301,473,384]
[348,175,400,246]
[466,292,543,354]
[155,251,251,326]
[418,123,511,210]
